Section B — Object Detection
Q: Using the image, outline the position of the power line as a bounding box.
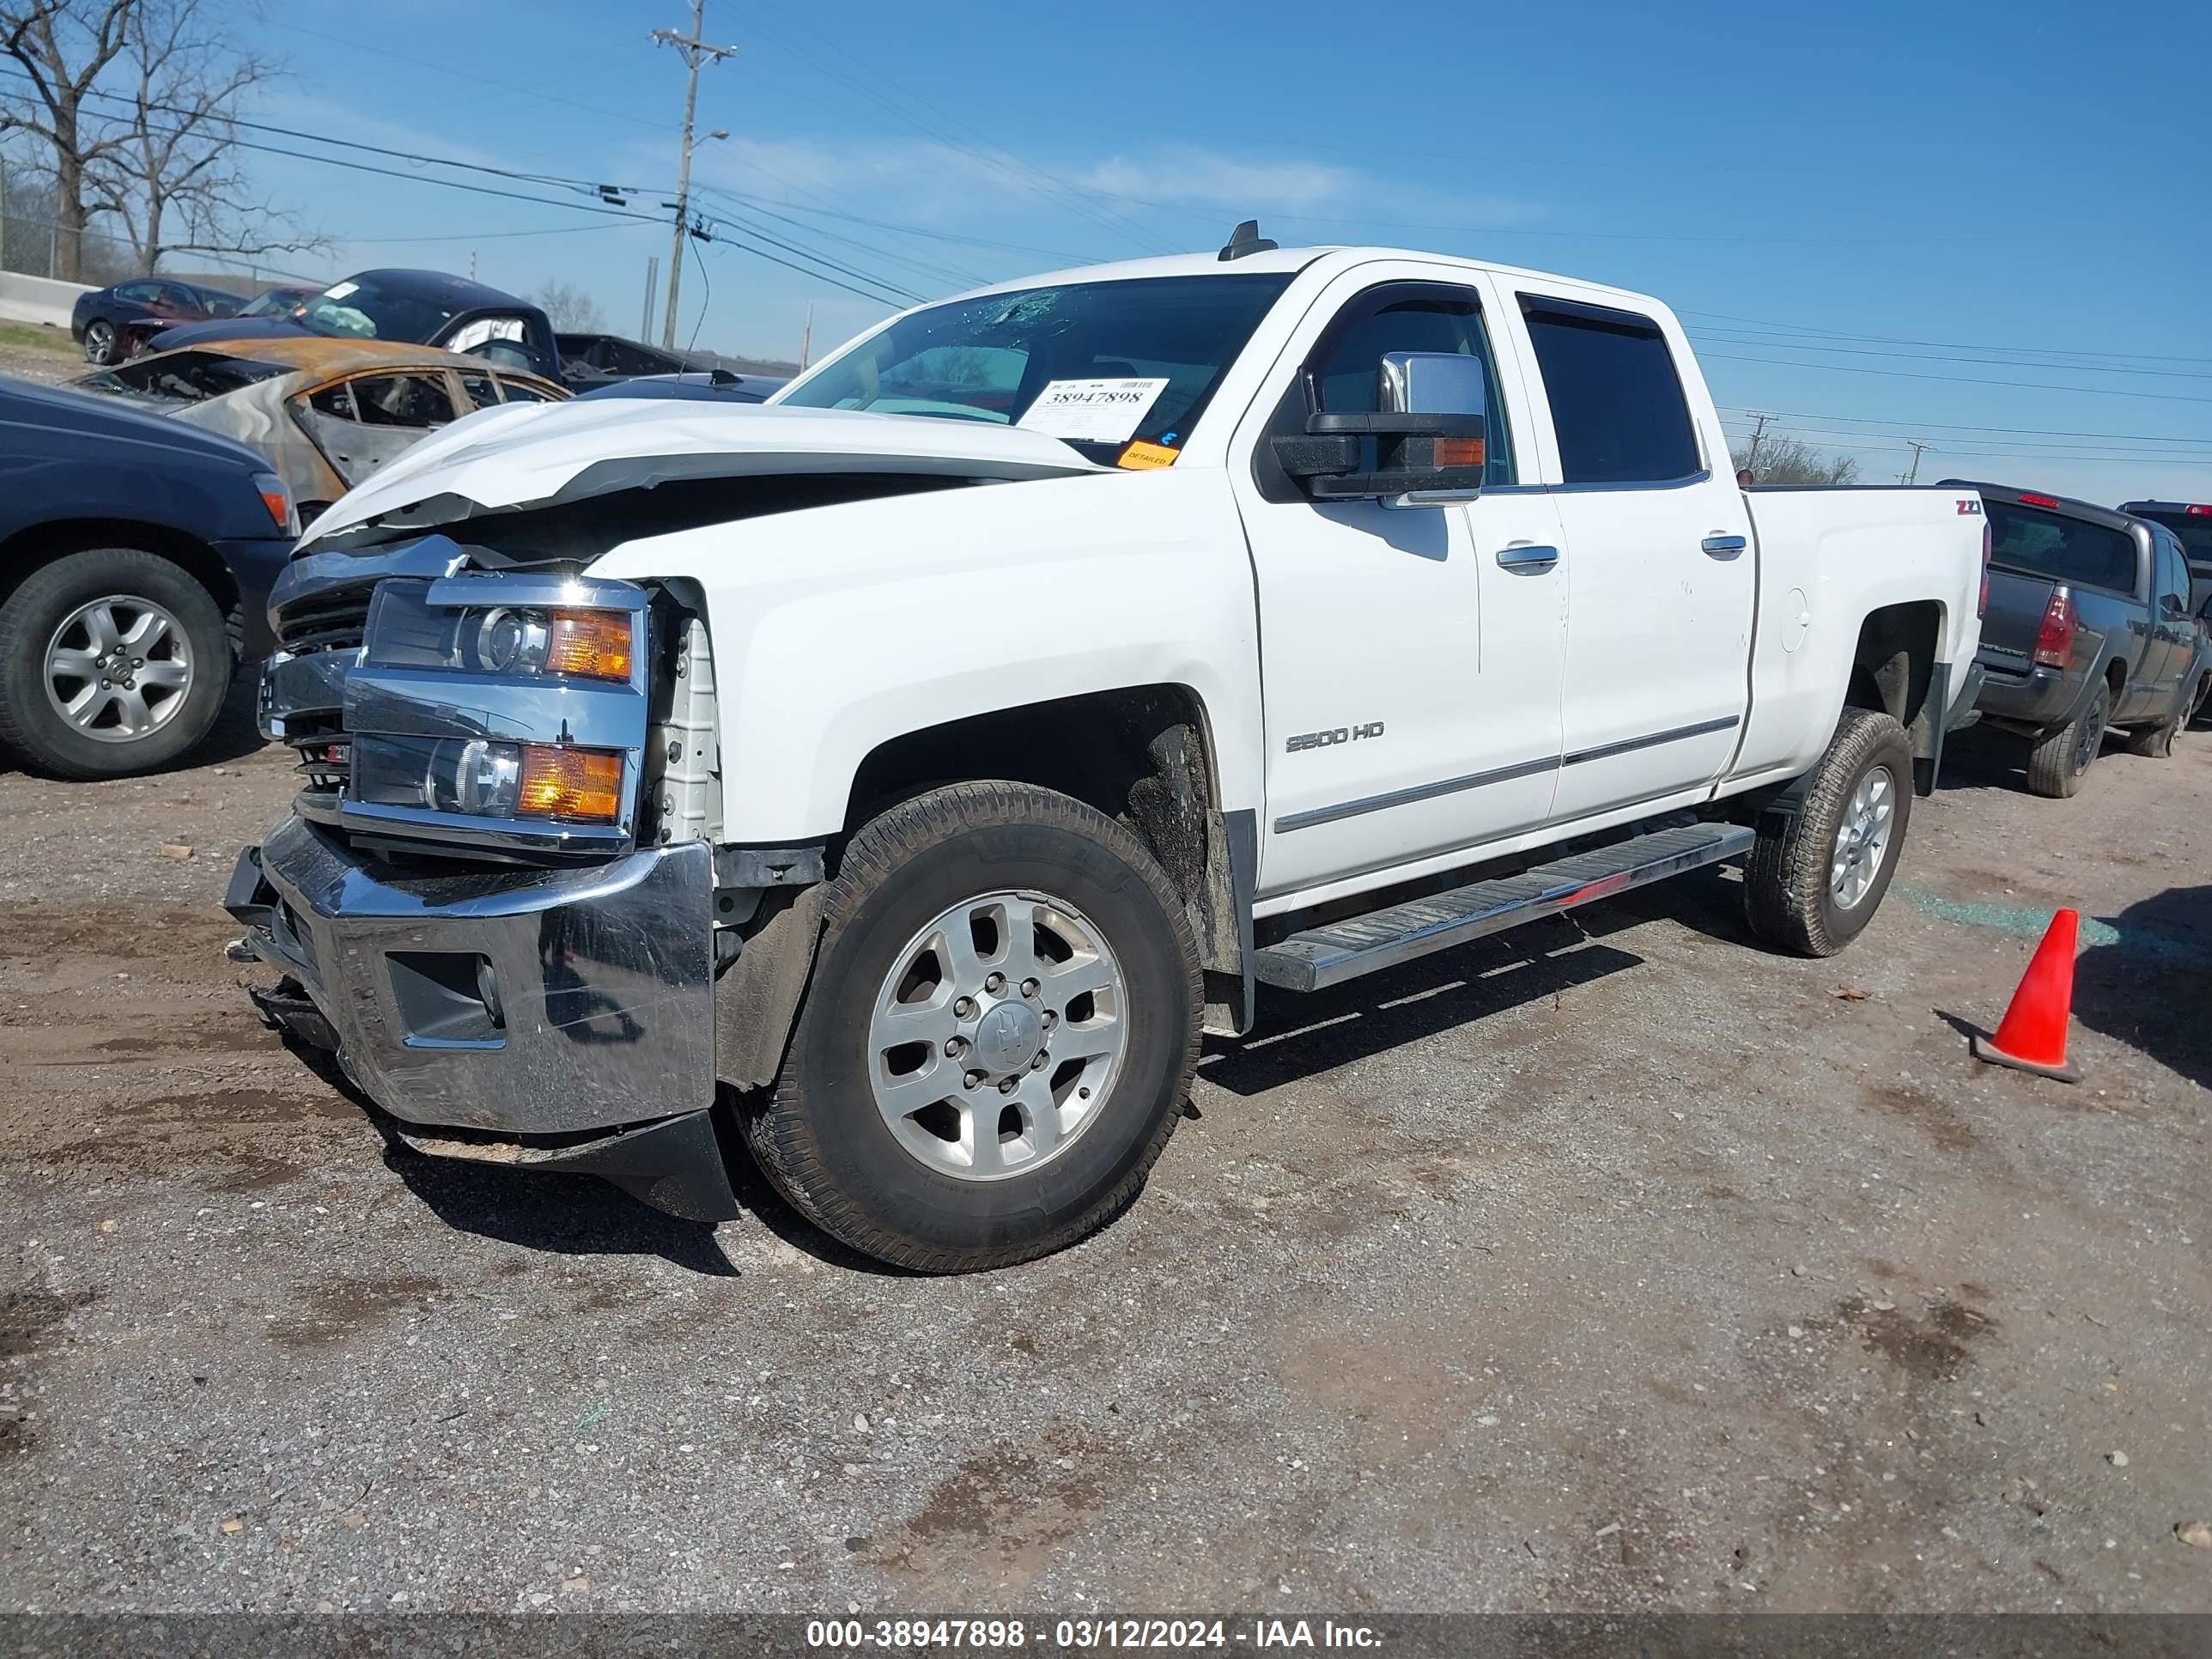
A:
[1712,405,2212,447]
[1700,351,2212,407]
[1690,329,2212,383]
[1681,307,2212,368]
[733,1,1180,257]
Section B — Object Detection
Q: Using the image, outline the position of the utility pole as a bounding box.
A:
[653,1,735,349]
[1741,411,1773,475]
[1901,440,1930,485]
[641,254,659,342]
[799,301,813,370]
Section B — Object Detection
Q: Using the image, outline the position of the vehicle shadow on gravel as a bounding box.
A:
[2070,884,2212,1090]
[1201,909,1647,1095]
[271,1030,743,1275]
[1936,722,2124,798]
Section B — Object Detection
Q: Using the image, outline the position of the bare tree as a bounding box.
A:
[88,0,319,271]
[0,0,132,280]
[1,0,317,279]
[532,280,604,332]
[1730,433,1860,487]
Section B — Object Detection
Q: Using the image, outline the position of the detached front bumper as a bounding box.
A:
[227,815,736,1220]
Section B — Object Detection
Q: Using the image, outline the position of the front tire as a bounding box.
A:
[741,781,1202,1272]
[0,547,232,779]
[1744,708,1912,957]
[82,319,117,365]
[2026,687,2106,798]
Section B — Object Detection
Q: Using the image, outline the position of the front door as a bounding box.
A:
[1229,266,1570,900]
[1502,289,1756,823]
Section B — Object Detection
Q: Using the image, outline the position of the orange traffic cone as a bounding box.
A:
[1970,908,2081,1083]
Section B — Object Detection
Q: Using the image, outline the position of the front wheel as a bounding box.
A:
[82,319,118,365]
[1743,708,1913,957]
[741,781,1203,1272]
[0,547,232,779]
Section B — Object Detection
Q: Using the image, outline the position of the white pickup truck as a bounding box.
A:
[228,226,1988,1271]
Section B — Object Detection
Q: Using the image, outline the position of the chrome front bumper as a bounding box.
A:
[227,815,716,1139]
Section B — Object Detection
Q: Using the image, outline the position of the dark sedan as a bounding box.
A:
[70,277,241,365]
[0,377,298,779]
[155,269,562,380]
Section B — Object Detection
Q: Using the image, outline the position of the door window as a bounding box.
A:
[497,378,558,404]
[1519,296,1700,485]
[348,374,458,428]
[1281,282,1516,488]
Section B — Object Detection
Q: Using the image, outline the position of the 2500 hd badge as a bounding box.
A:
[1285,720,1384,752]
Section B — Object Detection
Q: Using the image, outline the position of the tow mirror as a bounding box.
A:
[1271,350,1489,507]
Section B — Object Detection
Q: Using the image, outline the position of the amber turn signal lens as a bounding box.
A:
[515,745,624,823]
[1432,436,1486,469]
[544,610,634,681]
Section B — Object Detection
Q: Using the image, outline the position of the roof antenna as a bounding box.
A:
[1218,219,1277,262]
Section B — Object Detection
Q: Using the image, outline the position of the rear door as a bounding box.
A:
[1502,289,1755,823]
[2143,526,2194,702]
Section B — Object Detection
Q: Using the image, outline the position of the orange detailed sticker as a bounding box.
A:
[1118,440,1180,470]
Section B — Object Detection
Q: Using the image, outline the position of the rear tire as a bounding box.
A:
[2026,688,2106,798]
[0,547,232,780]
[1744,708,1913,957]
[2126,710,2179,758]
[741,781,1202,1272]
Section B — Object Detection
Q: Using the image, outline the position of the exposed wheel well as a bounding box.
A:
[1841,600,1947,793]
[0,519,241,649]
[842,684,1245,993]
[2106,656,2128,699]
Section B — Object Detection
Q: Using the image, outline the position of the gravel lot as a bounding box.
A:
[1,699,2207,1616]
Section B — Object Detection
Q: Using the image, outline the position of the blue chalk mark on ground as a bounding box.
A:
[1894,884,2209,963]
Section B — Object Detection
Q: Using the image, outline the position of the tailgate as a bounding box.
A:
[1978,566,2056,671]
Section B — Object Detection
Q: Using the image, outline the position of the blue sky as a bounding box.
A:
[216,0,2212,503]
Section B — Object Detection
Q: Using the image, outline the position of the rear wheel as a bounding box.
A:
[0,547,232,779]
[1743,708,1912,957]
[2026,688,2106,798]
[741,781,1202,1272]
[2126,709,2180,758]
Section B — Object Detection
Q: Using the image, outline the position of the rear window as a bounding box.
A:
[1985,501,2136,595]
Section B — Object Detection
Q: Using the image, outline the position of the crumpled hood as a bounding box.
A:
[296,398,1101,550]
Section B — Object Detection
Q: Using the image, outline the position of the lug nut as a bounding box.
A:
[963,1070,984,1090]
[1030,1051,1048,1070]
[1021,977,1039,998]
[1042,1011,1058,1030]
[131,657,143,668]
[944,1036,966,1058]
[984,972,1005,994]
[998,1076,1018,1094]
[952,996,975,1019]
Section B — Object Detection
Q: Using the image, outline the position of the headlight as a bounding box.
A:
[353,735,624,824]
[363,586,635,684]
[470,605,632,682]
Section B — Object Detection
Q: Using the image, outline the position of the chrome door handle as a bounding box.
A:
[1496,543,1560,570]
[1702,534,1748,557]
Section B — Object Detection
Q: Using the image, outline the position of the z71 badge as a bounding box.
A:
[1285,721,1384,753]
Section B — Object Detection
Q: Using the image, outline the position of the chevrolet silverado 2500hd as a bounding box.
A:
[227,229,1989,1271]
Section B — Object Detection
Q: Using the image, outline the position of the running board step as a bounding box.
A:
[1251,819,1755,994]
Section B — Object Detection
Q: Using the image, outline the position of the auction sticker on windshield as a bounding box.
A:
[1018,377,1170,443]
